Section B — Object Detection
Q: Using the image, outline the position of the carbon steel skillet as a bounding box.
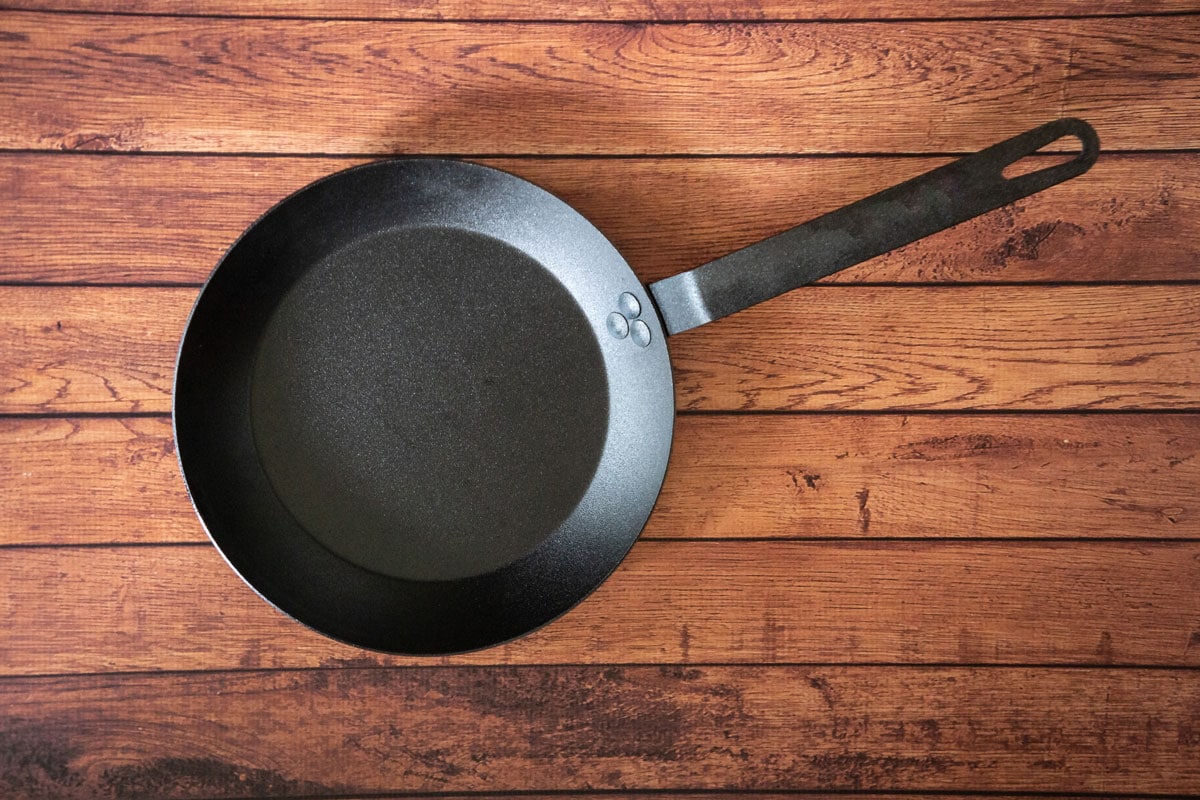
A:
[174,119,1099,654]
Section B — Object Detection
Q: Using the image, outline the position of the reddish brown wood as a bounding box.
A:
[1,666,1197,796]
[4,0,1197,19]
[0,288,184,414]
[0,417,190,544]
[1,15,1197,154]
[3,414,1198,546]
[3,153,1195,285]
[2,542,1197,674]
[649,413,1200,538]
[671,285,1200,411]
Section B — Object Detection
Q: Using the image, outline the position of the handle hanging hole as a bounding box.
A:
[1002,133,1085,180]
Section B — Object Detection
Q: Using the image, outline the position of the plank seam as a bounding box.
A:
[5,408,1200,420]
[3,537,1198,550]
[4,281,1200,291]
[2,148,1199,159]
[4,663,1199,682]
[2,662,1200,681]
[675,407,1200,416]
[2,6,1200,23]
[164,790,1200,800]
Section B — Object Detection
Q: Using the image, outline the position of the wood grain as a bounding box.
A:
[2,666,1197,795]
[0,417,189,544]
[5,0,1198,20]
[3,542,1198,673]
[651,413,1200,538]
[4,152,1196,285]
[4,414,1198,546]
[4,286,1196,413]
[2,15,1198,154]
[674,285,1200,411]
[0,288,185,414]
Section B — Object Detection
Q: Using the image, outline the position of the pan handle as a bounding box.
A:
[648,118,1100,335]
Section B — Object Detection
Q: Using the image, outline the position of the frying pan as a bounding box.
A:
[175,118,1099,654]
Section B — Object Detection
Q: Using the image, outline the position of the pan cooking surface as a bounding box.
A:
[250,226,610,581]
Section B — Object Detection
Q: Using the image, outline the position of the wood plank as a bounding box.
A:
[2,542,1198,673]
[651,413,1200,538]
[1,666,1197,795]
[0,417,190,544]
[3,286,1196,413]
[5,153,1197,285]
[0,288,184,414]
[5,0,1198,21]
[1,15,1197,154]
[4,414,1198,546]
[674,285,1200,411]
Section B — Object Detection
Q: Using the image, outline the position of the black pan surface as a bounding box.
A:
[174,159,675,653]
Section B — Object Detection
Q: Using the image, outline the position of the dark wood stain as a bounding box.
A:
[803,752,959,790]
[455,666,741,761]
[856,488,871,533]
[100,758,343,800]
[0,728,83,799]
[0,723,344,800]
[786,468,822,492]
[985,220,1087,269]
[890,433,1035,461]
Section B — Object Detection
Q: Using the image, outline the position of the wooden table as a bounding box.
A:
[3,1,1199,797]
